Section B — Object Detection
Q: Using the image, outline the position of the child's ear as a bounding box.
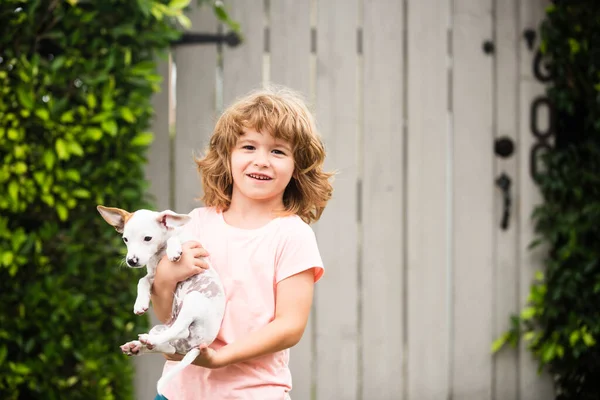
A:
[97,205,131,233]
[157,210,191,229]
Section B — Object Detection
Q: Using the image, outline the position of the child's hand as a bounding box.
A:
[155,241,209,286]
[193,345,224,369]
[163,345,225,369]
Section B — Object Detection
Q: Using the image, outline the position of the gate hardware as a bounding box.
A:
[495,173,512,230]
[482,40,495,55]
[523,29,536,51]
[172,31,241,47]
[533,49,553,82]
[494,137,515,158]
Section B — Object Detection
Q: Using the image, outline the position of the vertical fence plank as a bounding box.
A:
[270,0,310,93]
[452,1,494,399]
[517,1,555,399]
[135,56,172,400]
[406,0,451,398]
[314,0,359,398]
[173,4,218,213]
[361,0,404,398]
[269,1,313,399]
[223,0,264,106]
[493,0,519,398]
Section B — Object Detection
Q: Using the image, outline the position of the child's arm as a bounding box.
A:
[185,268,315,368]
[151,241,210,323]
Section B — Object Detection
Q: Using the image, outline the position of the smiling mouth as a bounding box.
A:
[247,173,272,181]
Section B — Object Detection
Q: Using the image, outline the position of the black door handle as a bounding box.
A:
[495,172,511,230]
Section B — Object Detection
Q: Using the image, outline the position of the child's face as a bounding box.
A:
[230,128,295,207]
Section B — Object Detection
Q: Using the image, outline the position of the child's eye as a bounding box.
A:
[242,145,255,150]
[144,236,152,242]
[272,149,286,155]
[123,237,128,243]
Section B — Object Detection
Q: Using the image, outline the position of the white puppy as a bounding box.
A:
[97,205,226,396]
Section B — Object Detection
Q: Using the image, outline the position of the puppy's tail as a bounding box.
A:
[156,347,201,396]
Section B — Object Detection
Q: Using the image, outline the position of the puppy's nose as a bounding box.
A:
[126,257,139,267]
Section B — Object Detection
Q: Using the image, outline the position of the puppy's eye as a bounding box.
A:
[144,236,152,242]
[123,237,128,243]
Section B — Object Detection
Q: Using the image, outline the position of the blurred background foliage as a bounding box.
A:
[494,1,600,399]
[0,0,234,398]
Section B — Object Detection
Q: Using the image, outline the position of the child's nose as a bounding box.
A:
[253,152,269,167]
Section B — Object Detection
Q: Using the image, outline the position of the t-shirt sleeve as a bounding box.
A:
[275,221,324,284]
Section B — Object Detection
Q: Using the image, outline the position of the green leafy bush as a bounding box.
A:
[494,1,600,399]
[0,1,192,398]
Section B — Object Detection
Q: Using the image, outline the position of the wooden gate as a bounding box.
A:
[135,1,555,399]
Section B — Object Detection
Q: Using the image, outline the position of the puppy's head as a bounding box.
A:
[97,205,191,268]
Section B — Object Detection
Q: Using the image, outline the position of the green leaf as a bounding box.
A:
[137,0,151,16]
[66,376,78,387]
[1,251,14,266]
[35,108,50,121]
[491,333,509,353]
[120,107,136,123]
[0,346,7,365]
[65,169,81,182]
[86,127,103,141]
[87,93,97,109]
[60,111,75,123]
[67,141,84,156]
[131,132,154,146]
[51,56,66,71]
[534,271,544,281]
[16,87,34,109]
[72,189,90,199]
[43,151,56,170]
[13,162,27,175]
[55,138,69,160]
[520,307,536,321]
[541,343,557,363]
[90,111,112,123]
[41,194,55,207]
[101,120,118,136]
[582,332,596,347]
[124,48,132,66]
[8,181,19,202]
[169,0,190,10]
[130,61,156,76]
[56,204,68,221]
[568,38,580,55]
[9,363,31,375]
[523,331,536,342]
[176,14,191,29]
[7,129,20,141]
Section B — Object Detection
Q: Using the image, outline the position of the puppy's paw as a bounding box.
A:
[167,248,182,262]
[121,340,144,356]
[138,333,155,349]
[133,297,150,315]
[133,303,148,315]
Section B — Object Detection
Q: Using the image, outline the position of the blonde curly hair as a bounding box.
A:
[195,86,333,224]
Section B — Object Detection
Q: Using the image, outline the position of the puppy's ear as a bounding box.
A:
[157,210,191,229]
[97,205,131,233]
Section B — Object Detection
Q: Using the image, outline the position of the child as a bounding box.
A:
[149,86,333,399]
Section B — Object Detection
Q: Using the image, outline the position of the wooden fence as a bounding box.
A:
[135,0,554,399]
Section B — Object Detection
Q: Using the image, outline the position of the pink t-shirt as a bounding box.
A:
[160,207,324,400]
